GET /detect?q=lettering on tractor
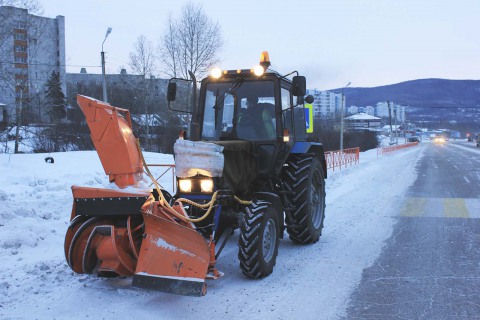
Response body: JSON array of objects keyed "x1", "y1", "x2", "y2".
[{"x1": 64, "y1": 52, "x2": 327, "y2": 296}]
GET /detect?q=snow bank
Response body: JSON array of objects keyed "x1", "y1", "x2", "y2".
[{"x1": 0, "y1": 145, "x2": 423, "y2": 319}]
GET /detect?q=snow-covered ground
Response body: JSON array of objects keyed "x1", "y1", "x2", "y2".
[{"x1": 0, "y1": 144, "x2": 423, "y2": 320}]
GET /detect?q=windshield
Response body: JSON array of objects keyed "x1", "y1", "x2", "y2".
[{"x1": 201, "y1": 80, "x2": 276, "y2": 140}]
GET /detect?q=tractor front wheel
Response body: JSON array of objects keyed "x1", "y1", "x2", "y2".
[{"x1": 238, "y1": 200, "x2": 279, "y2": 278}]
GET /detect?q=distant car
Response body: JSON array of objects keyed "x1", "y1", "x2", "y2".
[
  {"x1": 434, "y1": 136, "x2": 446, "y2": 144},
  {"x1": 408, "y1": 136, "x2": 420, "y2": 143}
]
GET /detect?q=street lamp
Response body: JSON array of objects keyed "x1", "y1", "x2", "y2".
[
  {"x1": 339, "y1": 81, "x2": 351, "y2": 152},
  {"x1": 101, "y1": 27, "x2": 112, "y2": 103}
]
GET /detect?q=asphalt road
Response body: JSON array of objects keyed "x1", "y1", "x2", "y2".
[{"x1": 344, "y1": 140, "x2": 480, "y2": 320}]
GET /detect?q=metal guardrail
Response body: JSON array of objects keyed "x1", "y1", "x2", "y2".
[
  {"x1": 145, "y1": 164, "x2": 176, "y2": 193},
  {"x1": 324, "y1": 147, "x2": 360, "y2": 171},
  {"x1": 377, "y1": 142, "x2": 419, "y2": 156}
]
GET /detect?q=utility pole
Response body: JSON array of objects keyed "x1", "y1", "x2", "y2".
[
  {"x1": 101, "y1": 27, "x2": 112, "y2": 103},
  {"x1": 14, "y1": 86, "x2": 24, "y2": 154},
  {"x1": 387, "y1": 101, "x2": 394, "y2": 145},
  {"x1": 393, "y1": 104, "x2": 398, "y2": 144},
  {"x1": 340, "y1": 81, "x2": 351, "y2": 152}
]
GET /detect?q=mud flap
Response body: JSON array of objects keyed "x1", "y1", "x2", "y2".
[{"x1": 132, "y1": 212, "x2": 210, "y2": 296}]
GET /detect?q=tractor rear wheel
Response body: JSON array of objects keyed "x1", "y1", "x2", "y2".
[
  {"x1": 238, "y1": 200, "x2": 279, "y2": 278},
  {"x1": 283, "y1": 154, "x2": 326, "y2": 244}
]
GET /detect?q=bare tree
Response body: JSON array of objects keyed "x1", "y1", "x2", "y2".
[
  {"x1": 159, "y1": 2, "x2": 223, "y2": 80},
  {"x1": 129, "y1": 35, "x2": 160, "y2": 150},
  {"x1": 129, "y1": 35, "x2": 157, "y2": 78}
]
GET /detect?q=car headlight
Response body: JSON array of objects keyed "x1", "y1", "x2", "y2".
[
  {"x1": 178, "y1": 179, "x2": 192, "y2": 193},
  {"x1": 200, "y1": 179, "x2": 214, "y2": 193}
]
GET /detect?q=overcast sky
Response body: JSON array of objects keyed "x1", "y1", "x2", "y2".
[{"x1": 38, "y1": 0, "x2": 480, "y2": 90}]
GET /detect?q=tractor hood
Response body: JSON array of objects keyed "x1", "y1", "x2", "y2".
[{"x1": 174, "y1": 139, "x2": 257, "y2": 195}]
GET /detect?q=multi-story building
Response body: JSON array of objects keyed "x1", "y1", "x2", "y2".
[
  {"x1": 347, "y1": 105, "x2": 359, "y2": 115},
  {"x1": 67, "y1": 68, "x2": 168, "y2": 101},
  {"x1": 364, "y1": 105, "x2": 375, "y2": 116},
  {"x1": 306, "y1": 89, "x2": 342, "y2": 119},
  {"x1": 0, "y1": 5, "x2": 65, "y2": 123},
  {"x1": 375, "y1": 101, "x2": 406, "y2": 123}
]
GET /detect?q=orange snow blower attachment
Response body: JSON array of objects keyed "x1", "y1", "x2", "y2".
[
  {"x1": 77, "y1": 95, "x2": 143, "y2": 188},
  {"x1": 132, "y1": 201, "x2": 211, "y2": 296},
  {"x1": 65, "y1": 95, "x2": 216, "y2": 296}
]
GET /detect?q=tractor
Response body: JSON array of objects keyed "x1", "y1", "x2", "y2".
[{"x1": 64, "y1": 52, "x2": 327, "y2": 296}]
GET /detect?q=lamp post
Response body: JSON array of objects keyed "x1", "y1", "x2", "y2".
[
  {"x1": 339, "y1": 81, "x2": 351, "y2": 152},
  {"x1": 101, "y1": 27, "x2": 112, "y2": 103}
]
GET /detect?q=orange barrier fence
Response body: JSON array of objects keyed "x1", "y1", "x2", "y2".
[
  {"x1": 377, "y1": 142, "x2": 419, "y2": 156},
  {"x1": 324, "y1": 147, "x2": 360, "y2": 171},
  {"x1": 145, "y1": 164, "x2": 176, "y2": 193}
]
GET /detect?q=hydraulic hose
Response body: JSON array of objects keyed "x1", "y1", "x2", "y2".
[{"x1": 136, "y1": 139, "x2": 217, "y2": 223}]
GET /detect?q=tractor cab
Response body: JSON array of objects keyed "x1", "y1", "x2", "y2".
[{"x1": 168, "y1": 52, "x2": 314, "y2": 184}]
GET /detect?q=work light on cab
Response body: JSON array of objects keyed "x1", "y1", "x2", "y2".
[
  {"x1": 210, "y1": 67, "x2": 222, "y2": 79},
  {"x1": 253, "y1": 65, "x2": 264, "y2": 76}
]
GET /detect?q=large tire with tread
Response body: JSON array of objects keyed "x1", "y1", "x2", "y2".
[
  {"x1": 283, "y1": 154, "x2": 326, "y2": 244},
  {"x1": 238, "y1": 200, "x2": 279, "y2": 278}
]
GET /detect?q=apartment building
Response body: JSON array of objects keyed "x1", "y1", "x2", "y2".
[
  {"x1": 0, "y1": 5, "x2": 65, "y2": 123},
  {"x1": 306, "y1": 89, "x2": 342, "y2": 119},
  {"x1": 66, "y1": 68, "x2": 168, "y2": 101}
]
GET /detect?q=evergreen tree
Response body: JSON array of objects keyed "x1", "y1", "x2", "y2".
[{"x1": 44, "y1": 71, "x2": 66, "y2": 122}]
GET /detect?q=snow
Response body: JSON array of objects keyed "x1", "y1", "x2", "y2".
[
  {"x1": 345, "y1": 112, "x2": 381, "y2": 120},
  {"x1": 0, "y1": 144, "x2": 422, "y2": 319}
]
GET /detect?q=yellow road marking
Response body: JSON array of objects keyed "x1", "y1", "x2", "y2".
[
  {"x1": 443, "y1": 198, "x2": 469, "y2": 218},
  {"x1": 401, "y1": 198, "x2": 427, "y2": 217}
]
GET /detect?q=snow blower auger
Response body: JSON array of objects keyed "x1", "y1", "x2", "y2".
[{"x1": 64, "y1": 95, "x2": 216, "y2": 296}]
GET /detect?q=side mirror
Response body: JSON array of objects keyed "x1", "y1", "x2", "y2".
[
  {"x1": 304, "y1": 94, "x2": 314, "y2": 104},
  {"x1": 167, "y1": 82, "x2": 177, "y2": 102},
  {"x1": 292, "y1": 76, "x2": 306, "y2": 97}
]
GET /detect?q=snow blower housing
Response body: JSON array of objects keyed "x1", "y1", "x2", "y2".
[{"x1": 64, "y1": 52, "x2": 327, "y2": 296}]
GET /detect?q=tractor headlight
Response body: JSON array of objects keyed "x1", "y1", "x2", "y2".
[
  {"x1": 200, "y1": 179, "x2": 214, "y2": 193},
  {"x1": 178, "y1": 179, "x2": 192, "y2": 193}
]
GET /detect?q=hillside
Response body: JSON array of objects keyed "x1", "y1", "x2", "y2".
[{"x1": 332, "y1": 79, "x2": 480, "y2": 109}]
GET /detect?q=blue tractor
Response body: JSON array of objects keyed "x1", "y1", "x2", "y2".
[{"x1": 167, "y1": 52, "x2": 327, "y2": 280}]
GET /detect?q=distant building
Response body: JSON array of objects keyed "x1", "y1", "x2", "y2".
[
  {"x1": 344, "y1": 113, "x2": 381, "y2": 132},
  {"x1": 347, "y1": 105, "x2": 359, "y2": 115},
  {"x1": 306, "y1": 89, "x2": 342, "y2": 119},
  {"x1": 375, "y1": 101, "x2": 406, "y2": 123},
  {"x1": 0, "y1": 6, "x2": 66, "y2": 122},
  {"x1": 375, "y1": 102, "x2": 390, "y2": 117},
  {"x1": 381, "y1": 124, "x2": 403, "y2": 136},
  {"x1": 364, "y1": 105, "x2": 375, "y2": 116},
  {"x1": 66, "y1": 68, "x2": 169, "y2": 114}
]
